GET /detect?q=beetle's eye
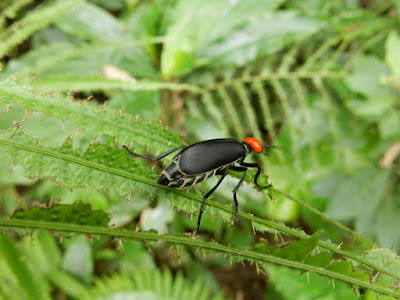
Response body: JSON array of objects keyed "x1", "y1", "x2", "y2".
[{"x1": 244, "y1": 137, "x2": 263, "y2": 153}]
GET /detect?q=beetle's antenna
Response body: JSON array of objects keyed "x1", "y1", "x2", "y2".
[
  {"x1": 262, "y1": 144, "x2": 279, "y2": 149},
  {"x1": 261, "y1": 144, "x2": 281, "y2": 155}
]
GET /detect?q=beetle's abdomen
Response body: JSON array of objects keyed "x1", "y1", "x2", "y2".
[
  {"x1": 158, "y1": 160, "x2": 180, "y2": 185},
  {"x1": 159, "y1": 169, "x2": 217, "y2": 188},
  {"x1": 157, "y1": 157, "x2": 219, "y2": 188},
  {"x1": 178, "y1": 139, "x2": 247, "y2": 175}
]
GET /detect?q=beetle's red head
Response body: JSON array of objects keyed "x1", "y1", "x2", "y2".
[{"x1": 244, "y1": 137, "x2": 263, "y2": 153}]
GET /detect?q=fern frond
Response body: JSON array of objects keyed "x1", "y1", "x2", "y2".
[
  {"x1": 0, "y1": 0, "x2": 84, "y2": 58},
  {"x1": 0, "y1": 234, "x2": 52, "y2": 300},
  {"x1": 82, "y1": 269, "x2": 218, "y2": 300},
  {"x1": 0, "y1": 0, "x2": 33, "y2": 30}
]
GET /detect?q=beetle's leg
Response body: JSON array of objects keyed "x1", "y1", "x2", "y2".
[
  {"x1": 230, "y1": 166, "x2": 249, "y2": 225},
  {"x1": 123, "y1": 145, "x2": 185, "y2": 161},
  {"x1": 239, "y1": 162, "x2": 271, "y2": 189},
  {"x1": 197, "y1": 170, "x2": 228, "y2": 233}
]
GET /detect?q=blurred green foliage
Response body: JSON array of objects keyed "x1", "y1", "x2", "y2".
[{"x1": 0, "y1": 0, "x2": 400, "y2": 299}]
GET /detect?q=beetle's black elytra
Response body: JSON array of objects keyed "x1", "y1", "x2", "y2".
[{"x1": 123, "y1": 137, "x2": 271, "y2": 232}]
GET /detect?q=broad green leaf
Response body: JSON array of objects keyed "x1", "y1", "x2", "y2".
[
  {"x1": 362, "y1": 248, "x2": 400, "y2": 277},
  {"x1": 4, "y1": 41, "x2": 155, "y2": 81},
  {"x1": 328, "y1": 261, "x2": 353, "y2": 275},
  {"x1": 346, "y1": 55, "x2": 395, "y2": 99},
  {"x1": 350, "y1": 270, "x2": 370, "y2": 282},
  {"x1": 375, "y1": 198, "x2": 400, "y2": 249},
  {"x1": 385, "y1": 31, "x2": 400, "y2": 80},
  {"x1": 118, "y1": 240, "x2": 156, "y2": 275},
  {"x1": 201, "y1": 11, "x2": 323, "y2": 66},
  {"x1": 161, "y1": 0, "x2": 321, "y2": 76},
  {"x1": 0, "y1": 102, "x2": 25, "y2": 131},
  {"x1": 304, "y1": 251, "x2": 332, "y2": 268},
  {"x1": 379, "y1": 111, "x2": 400, "y2": 139},
  {"x1": 22, "y1": 112, "x2": 76, "y2": 147},
  {"x1": 54, "y1": 2, "x2": 155, "y2": 78},
  {"x1": 325, "y1": 168, "x2": 390, "y2": 220},
  {"x1": 266, "y1": 264, "x2": 358, "y2": 300},
  {"x1": 62, "y1": 236, "x2": 93, "y2": 284},
  {"x1": 109, "y1": 90, "x2": 161, "y2": 122},
  {"x1": 255, "y1": 232, "x2": 321, "y2": 263},
  {"x1": 140, "y1": 201, "x2": 174, "y2": 234},
  {"x1": 55, "y1": 2, "x2": 126, "y2": 42},
  {"x1": 345, "y1": 97, "x2": 396, "y2": 120},
  {"x1": 271, "y1": 232, "x2": 321, "y2": 262}
]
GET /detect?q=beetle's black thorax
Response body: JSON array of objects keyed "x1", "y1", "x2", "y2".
[{"x1": 157, "y1": 139, "x2": 251, "y2": 188}]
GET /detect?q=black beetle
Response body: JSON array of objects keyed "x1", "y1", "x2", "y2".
[{"x1": 124, "y1": 137, "x2": 272, "y2": 231}]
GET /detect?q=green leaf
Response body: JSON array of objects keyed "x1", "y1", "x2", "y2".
[
  {"x1": 325, "y1": 168, "x2": 390, "y2": 220},
  {"x1": 161, "y1": 0, "x2": 322, "y2": 76},
  {"x1": 379, "y1": 111, "x2": 400, "y2": 139},
  {"x1": 62, "y1": 236, "x2": 93, "y2": 284},
  {"x1": 13, "y1": 203, "x2": 110, "y2": 226},
  {"x1": 201, "y1": 11, "x2": 323, "y2": 66},
  {"x1": 140, "y1": 201, "x2": 174, "y2": 234},
  {"x1": 0, "y1": 78, "x2": 184, "y2": 153},
  {"x1": 304, "y1": 251, "x2": 332, "y2": 268},
  {"x1": 346, "y1": 55, "x2": 395, "y2": 99},
  {"x1": 350, "y1": 270, "x2": 370, "y2": 282},
  {"x1": 375, "y1": 198, "x2": 400, "y2": 249},
  {"x1": 345, "y1": 97, "x2": 396, "y2": 120},
  {"x1": 266, "y1": 264, "x2": 358, "y2": 300},
  {"x1": 362, "y1": 248, "x2": 400, "y2": 277},
  {"x1": 0, "y1": 102, "x2": 25, "y2": 131},
  {"x1": 328, "y1": 261, "x2": 353, "y2": 276},
  {"x1": 55, "y1": 2, "x2": 125, "y2": 42},
  {"x1": 385, "y1": 31, "x2": 400, "y2": 80},
  {"x1": 54, "y1": 2, "x2": 155, "y2": 78},
  {"x1": 0, "y1": 130, "x2": 209, "y2": 222},
  {"x1": 22, "y1": 112, "x2": 76, "y2": 147},
  {"x1": 269, "y1": 232, "x2": 322, "y2": 262},
  {"x1": 118, "y1": 240, "x2": 156, "y2": 275}
]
